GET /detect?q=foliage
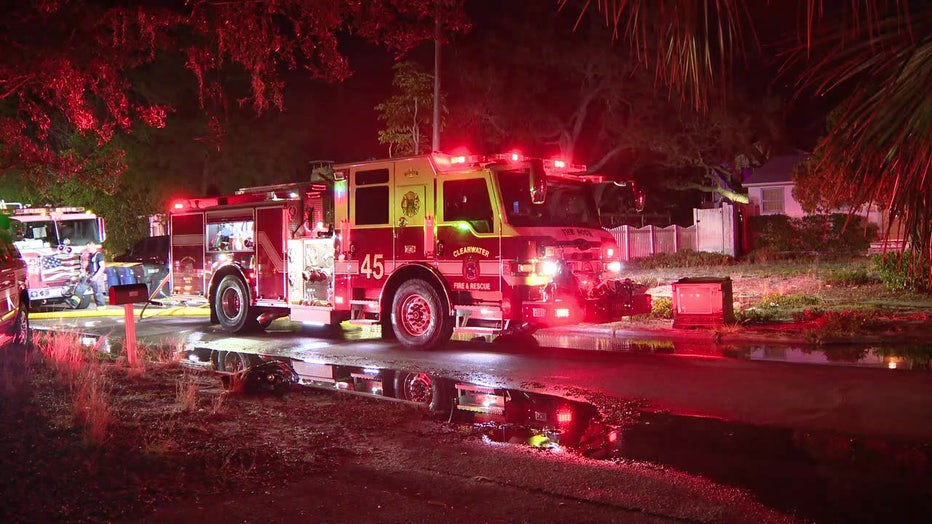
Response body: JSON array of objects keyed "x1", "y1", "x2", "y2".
[
  {"x1": 824, "y1": 268, "x2": 876, "y2": 287},
  {"x1": 582, "y1": 1, "x2": 932, "y2": 284},
  {"x1": 375, "y1": 61, "x2": 442, "y2": 157},
  {"x1": 626, "y1": 249, "x2": 735, "y2": 270},
  {"x1": 749, "y1": 214, "x2": 877, "y2": 259},
  {"x1": 736, "y1": 293, "x2": 821, "y2": 324},
  {"x1": 734, "y1": 307, "x2": 781, "y2": 325},
  {"x1": 801, "y1": 310, "x2": 879, "y2": 345},
  {"x1": 758, "y1": 293, "x2": 821, "y2": 309},
  {"x1": 649, "y1": 297, "x2": 673, "y2": 319},
  {"x1": 0, "y1": 0, "x2": 468, "y2": 182},
  {"x1": 872, "y1": 250, "x2": 931, "y2": 293}
]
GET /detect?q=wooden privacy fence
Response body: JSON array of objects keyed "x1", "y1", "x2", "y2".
[{"x1": 607, "y1": 225, "x2": 698, "y2": 261}]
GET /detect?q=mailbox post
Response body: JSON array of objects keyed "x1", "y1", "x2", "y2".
[{"x1": 108, "y1": 283, "x2": 149, "y2": 366}]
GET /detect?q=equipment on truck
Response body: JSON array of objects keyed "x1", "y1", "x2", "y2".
[
  {"x1": 168, "y1": 152, "x2": 651, "y2": 350},
  {"x1": 2, "y1": 204, "x2": 106, "y2": 309}
]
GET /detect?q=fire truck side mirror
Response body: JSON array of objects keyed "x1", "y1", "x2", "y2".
[{"x1": 529, "y1": 159, "x2": 547, "y2": 205}]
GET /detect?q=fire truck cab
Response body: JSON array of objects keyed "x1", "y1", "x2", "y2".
[
  {"x1": 4, "y1": 205, "x2": 106, "y2": 309},
  {"x1": 169, "y1": 153, "x2": 650, "y2": 350}
]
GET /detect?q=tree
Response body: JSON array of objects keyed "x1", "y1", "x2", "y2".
[
  {"x1": 1, "y1": 0, "x2": 467, "y2": 184},
  {"x1": 375, "y1": 61, "x2": 442, "y2": 156},
  {"x1": 574, "y1": 0, "x2": 931, "y2": 283},
  {"x1": 618, "y1": 88, "x2": 785, "y2": 205}
]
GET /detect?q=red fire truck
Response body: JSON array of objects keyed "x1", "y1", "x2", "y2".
[
  {"x1": 168, "y1": 152, "x2": 651, "y2": 349},
  {"x1": 2, "y1": 205, "x2": 107, "y2": 309}
]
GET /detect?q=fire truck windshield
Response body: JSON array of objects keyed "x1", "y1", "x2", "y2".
[
  {"x1": 18, "y1": 218, "x2": 101, "y2": 247},
  {"x1": 497, "y1": 170, "x2": 601, "y2": 228}
]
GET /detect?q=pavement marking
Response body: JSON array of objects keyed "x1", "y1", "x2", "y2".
[{"x1": 31, "y1": 306, "x2": 212, "y2": 319}]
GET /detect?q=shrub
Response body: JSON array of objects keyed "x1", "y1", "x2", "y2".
[
  {"x1": 758, "y1": 293, "x2": 821, "y2": 309},
  {"x1": 735, "y1": 307, "x2": 780, "y2": 324},
  {"x1": 872, "y1": 250, "x2": 930, "y2": 293},
  {"x1": 803, "y1": 310, "x2": 878, "y2": 344},
  {"x1": 626, "y1": 250, "x2": 735, "y2": 270},
  {"x1": 650, "y1": 297, "x2": 673, "y2": 319},
  {"x1": 749, "y1": 213, "x2": 876, "y2": 259},
  {"x1": 824, "y1": 268, "x2": 876, "y2": 287}
]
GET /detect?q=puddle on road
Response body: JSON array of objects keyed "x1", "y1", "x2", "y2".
[
  {"x1": 184, "y1": 346, "x2": 931, "y2": 523},
  {"x1": 534, "y1": 332, "x2": 932, "y2": 371}
]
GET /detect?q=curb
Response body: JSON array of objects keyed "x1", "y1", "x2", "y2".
[{"x1": 31, "y1": 306, "x2": 211, "y2": 320}]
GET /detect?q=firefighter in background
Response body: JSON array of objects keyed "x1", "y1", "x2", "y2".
[{"x1": 82, "y1": 242, "x2": 107, "y2": 307}]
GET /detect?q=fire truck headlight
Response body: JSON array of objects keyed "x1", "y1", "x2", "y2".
[
  {"x1": 538, "y1": 260, "x2": 559, "y2": 276},
  {"x1": 606, "y1": 260, "x2": 622, "y2": 273}
]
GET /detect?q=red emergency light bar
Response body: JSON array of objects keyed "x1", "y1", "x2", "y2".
[{"x1": 435, "y1": 152, "x2": 587, "y2": 176}]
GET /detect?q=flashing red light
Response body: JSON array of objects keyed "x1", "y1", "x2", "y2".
[
  {"x1": 510, "y1": 152, "x2": 520, "y2": 161},
  {"x1": 554, "y1": 159, "x2": 566, "y2": 168},
  {"x1": 556, "y1": 408, "x2": 573, "y2": 425},
  {"x1": 451, "y1": 155, "x2": 467, "y2": 164},
  {"x1": 608, "y1": 430, "x2": 618, "y2": 443},
  {"x1": 172, "y1": 202, "x2": 185, "y2": 210}
]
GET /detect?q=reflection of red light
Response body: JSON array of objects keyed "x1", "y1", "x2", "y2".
[
  {"x1": 556, "y1": 409, "x2": 573, "y2": 424},
  {"x1": 608, "y1": 430, "x2": 618, "y2": 443}
]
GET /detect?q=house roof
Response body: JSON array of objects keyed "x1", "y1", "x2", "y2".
[{"x1": 744, "y1": 153, "x2": 810, "y2": 186}]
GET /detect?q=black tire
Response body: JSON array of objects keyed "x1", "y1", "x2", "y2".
[
  {"x1": 10, "y1": 302, "x2": 29, "y2": 347},
  {"x1": 214, "y1": 275, "x2": 255, "y2": 333},
  {"x1": 390, "y1": 279, "x2": 453, "y2": 350},
  {"x1": 380, "y1": 317, "x2": 397, "y2": 340},
  {"x1": 393, "y1": 372, "x2": 451, "y2": 414},
  {"x1": 217, "y1": 351, "x2": 259, "y2": 389}
]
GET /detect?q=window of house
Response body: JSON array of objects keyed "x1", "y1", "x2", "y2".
[
  {"x1": 443, "y1": 178, "x2": 493, "y2": 233},
  {"x1": 761, "y1": 187, "x2": 785, "y2": 214}
]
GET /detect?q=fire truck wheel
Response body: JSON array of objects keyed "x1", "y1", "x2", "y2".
[
  {"x1": 217, "y1": 351, "x2": 259, "y2": 389},
  {"x1": 215, "y1": 275, "x2": 254, "y2": 333},
  {"x1": 393, "y1": 372, "x2": 451, "y2": 414},
  {"x1": 391, "y1": 279, "x2": 453, "y2": 350}
]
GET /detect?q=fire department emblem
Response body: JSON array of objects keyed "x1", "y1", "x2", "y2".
[
  {"x1": 401, "y1": 191, "x2": 420, "y2": 217},
  {"x1": 462, "y1": 255, "x2": 480, "y2": 281}
]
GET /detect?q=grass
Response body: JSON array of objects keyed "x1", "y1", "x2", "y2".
[{"x1": 626, "y1": 255, "x2": 932, "y2": 339}]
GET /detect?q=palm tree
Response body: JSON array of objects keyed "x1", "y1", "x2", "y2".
[{"x1": 566, "y1": 0, "x2": 930, "y2": 285}]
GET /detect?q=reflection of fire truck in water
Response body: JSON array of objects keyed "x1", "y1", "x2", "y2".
[
  {"x1": 4, "y1": 205, "x2": 106, "y2": 309},
  {"x1": 169, "y1": 153, "x2": 651, "y2": 350}
]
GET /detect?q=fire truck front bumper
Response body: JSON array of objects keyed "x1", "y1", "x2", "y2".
[
  {"x1": 521, "y1": 301, "x2": 580, "y2": 327},
  {"x1": 584, "y1": 279, "x2": 653, "y2": 322},
  {"x1": 522, "y1": 281, "x2": 654, "y2": 327},
  {"x1": 28, "y1": 286, "x2": 69, "y2": 302}
]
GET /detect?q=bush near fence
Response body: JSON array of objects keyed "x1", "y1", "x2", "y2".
[{"x1": 748, "y1": 214, "x2": 877, "y2": 259}]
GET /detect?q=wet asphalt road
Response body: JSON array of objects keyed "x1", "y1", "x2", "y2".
[
  {"x1": 30, "y1": 307, "x2": 932, "y2": 522},
  {"x1": 31, "y1": 307, "x2": 932, "y2": 441}
]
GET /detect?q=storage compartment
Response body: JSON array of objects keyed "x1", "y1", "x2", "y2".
[{"x1": 671, "y1": 277, "x2": 735, "y2": 328}]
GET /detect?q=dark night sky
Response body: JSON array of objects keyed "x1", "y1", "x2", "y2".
[{"x1": 277, "y1": 0, "x2": 825, "y2": 166}]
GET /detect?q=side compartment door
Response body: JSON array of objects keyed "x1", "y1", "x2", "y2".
[
  {"x1": 255, "y1": 206, "x2": 287, "y2": 302},
  {"x1": 170, "y1": 212, "x2": 206, "y2": 297}
]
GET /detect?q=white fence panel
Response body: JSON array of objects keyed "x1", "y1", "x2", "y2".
[{"x1": 607, "y1": 225, "x2": 697, "y2": 261}]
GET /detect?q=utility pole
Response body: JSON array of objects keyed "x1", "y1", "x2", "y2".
[{"x1": 432, "y1": 17, "x2": 441, "y2": 152}]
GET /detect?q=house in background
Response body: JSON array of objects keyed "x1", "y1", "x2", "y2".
[
  {"x1": 744, "y1": 153, "x2": 809, "y2": 217},
  {"x1": 744, "y1": 152, "x2": 906, "y2": 252}
]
